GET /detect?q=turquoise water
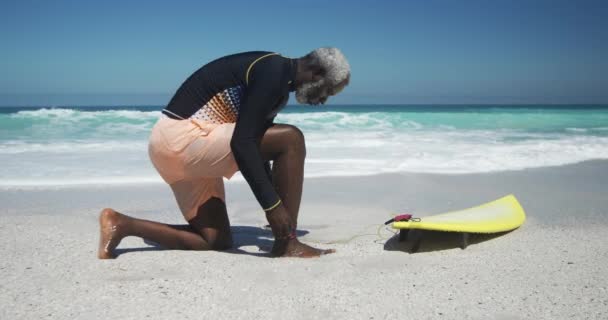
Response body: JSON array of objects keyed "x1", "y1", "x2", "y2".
[{"x1": 1, "y1": 105, "x2": 607, "y2": 186}]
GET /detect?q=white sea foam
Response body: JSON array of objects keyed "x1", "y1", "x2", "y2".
[
  {"x1": 566, "y1": 128, "x2": 588, "y2": 133},
  {"x1": 0, "y1": 140, "x2": 147, "y2": 154},
  {"x1": 12, "y1": 108, "x2": 80, "y2": 118},
  {"x1": 2, "y1": 128, "x2": 607, "y2": 188},
  {"x1": 12, "y1": 108, "x2": 160, "y2": 120},
  {"x1": 276, "y1": 112, "x2": 423, "y2": 131},
  {"x1": 0, "y1": 177, "x2": 166, "y2": 190},
  {"x1": 2, "y1": 108, "x2": 608, "y2": 187}
]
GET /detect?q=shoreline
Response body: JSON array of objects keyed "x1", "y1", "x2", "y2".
[{"x1": 1, "y1": 158, "x2": 607, "y2": 191}]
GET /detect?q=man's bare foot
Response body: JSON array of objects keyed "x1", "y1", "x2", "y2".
[
  {"x1": 271, "y1": 239, "x2": 335, "y2": 258},
  {"x1": 97, "y1": 208, "x2": 127, "y2": 259}
]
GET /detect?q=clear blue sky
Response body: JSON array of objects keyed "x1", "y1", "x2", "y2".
[{"x1": 1, "y1": 0, "x2": 607, "y2": 106}]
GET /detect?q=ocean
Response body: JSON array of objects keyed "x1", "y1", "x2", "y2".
[{"x1": 1, "y1": 105, "x2": 607, "y2": 188}]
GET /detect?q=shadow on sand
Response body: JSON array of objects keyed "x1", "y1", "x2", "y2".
[
  {"x1": 114, "y1": 225, "x2": 309, "y2": 258},
  {"x1": 383, "y1": 229, "x2": 513, "y2": 254}
]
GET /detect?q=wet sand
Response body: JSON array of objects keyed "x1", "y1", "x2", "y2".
[{"x1": 1, "y1": 160, "x2": 607, "y2": 319}]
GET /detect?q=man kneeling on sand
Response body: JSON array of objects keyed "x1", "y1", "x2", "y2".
[{"x1": 98, "y1": 48, "x2": 350, "y2": 258}]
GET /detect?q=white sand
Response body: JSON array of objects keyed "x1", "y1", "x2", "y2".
[{"x1": 1, "y1": 160, "x2": 608, "y2": 319}]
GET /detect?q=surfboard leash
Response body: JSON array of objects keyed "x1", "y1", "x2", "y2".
[{"x1": 320, "y1": 212, "x2": 420, "y2": 245}]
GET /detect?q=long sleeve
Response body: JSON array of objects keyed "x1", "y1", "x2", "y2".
[{"x1": 230, "y1": 58, "x2": 287, "y2": 211}]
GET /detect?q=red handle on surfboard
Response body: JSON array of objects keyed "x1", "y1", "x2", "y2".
[
  {"x1": 384, "y1": 214, "x2": 413, "y2": 225},
  {"x1": 394, "y1": 214, "x2": 412, "y2": 221}
]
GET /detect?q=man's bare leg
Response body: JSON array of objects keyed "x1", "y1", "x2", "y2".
[
  {"x1": 261, "y1": 125, "x2": 304, "y2": 226},
  {"x1": 260, "y1": 124, "x2": 335, "y2": 257},
  {"x1": 98, "y1": 197, "x2": 232, "y2": 259}
]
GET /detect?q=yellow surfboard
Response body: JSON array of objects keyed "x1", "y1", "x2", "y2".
[{"x1": 391, "y1": 194, "x2": 526, "y2": 252}]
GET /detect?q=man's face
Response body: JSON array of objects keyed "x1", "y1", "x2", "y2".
[{"x1": 296, "y1": 76, "x2": 350, "y2": 105}]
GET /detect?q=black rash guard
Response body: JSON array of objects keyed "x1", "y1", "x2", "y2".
[{"x1": 162, "y1": 51, "x2": 297, "y2": 211}]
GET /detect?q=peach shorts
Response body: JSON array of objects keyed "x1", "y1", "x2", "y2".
[{"x1": 148, "y1": 116, "x2": 239, "y2": 221}]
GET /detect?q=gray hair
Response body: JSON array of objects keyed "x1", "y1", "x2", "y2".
[
  {"x1": 305, "y1": 47, "x2": 350, "y2": 86},
  {"x1": 295, "y1": 47, "x2": 350, "y2": 104}
]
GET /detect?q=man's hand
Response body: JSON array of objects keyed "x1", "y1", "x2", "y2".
[{"x1": 265, "y1": 203, "x2": 294, "y2": 239}]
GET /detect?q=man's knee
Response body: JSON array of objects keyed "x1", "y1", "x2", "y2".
[
  {"x1": 283, "y1": 124, "x2": 306, "y2": 157},
  {"x1": 190, "y1": 197, "x2": 233, "y2": 250},
  {"x1": 206, "y1": 233, "x2": 233, "y2": 251}
]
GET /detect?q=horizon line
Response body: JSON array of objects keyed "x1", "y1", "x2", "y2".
[{"x1": 1, "y1": 103, "x2": 608, "y2": 108}]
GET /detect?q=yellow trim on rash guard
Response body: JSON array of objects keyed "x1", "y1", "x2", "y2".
[
  {"x1": 263, "y1": 199, "x2": 282, "y2": 212},
  {"x1": 246, "y1": 53, "x2": 280, "y2": 85}
]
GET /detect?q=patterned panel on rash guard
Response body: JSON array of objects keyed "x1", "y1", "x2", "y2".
[{"x1": 190, "y1": 85, "x2": 244, "y2": 124}]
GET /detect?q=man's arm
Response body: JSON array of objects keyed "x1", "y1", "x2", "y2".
[
  {"x1": 230, "y1": 75, "x2": 282, "y2": 212},
  {"x1": 263, "y1": 117, "x2": 276, "y2": 183}
]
